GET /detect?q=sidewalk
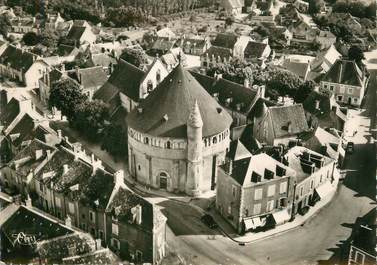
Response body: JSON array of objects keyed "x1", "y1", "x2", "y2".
[{"x1": 212, "y1": 174, "x2": 340, "y2": 244}]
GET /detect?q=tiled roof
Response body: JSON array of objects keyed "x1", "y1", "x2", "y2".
[
  {"x1": 94, "y1": 59, "x2": 145, "y2": 102},
  {"x1": 0, "y1": 97, "x2": 20, "y2": 130},
  {"x1": 89, "y1": 53, "x2": 117, "y2": 68},
  {"x1": 301, "y1": 127, "x2": 340, "y2": 160},
  {"x1": 69, "y1": 66, "x2": 107, "y2": 90},
  {"x1": 322, "y1": 59, "x2": 364, "y2": 87},
  {"x1": 181, "y1": 38, "x2": 206, "y2": 49},
  {"x1": 37, "y1": 233, "x2": 95, "y2": 263},
  {"x1": 281, "y1": 60, "x2": 310, "y2": 79},
  {"x1": 57, "y1": 44, "x2": 78, "y2": 57},
  {"x1": 107, "y1": 187, "x2": 164, "y2": 231},
  {"x1": 10, "y1": 139, "x2": 55, "y2": 177},
  {"x1": 269, "y1": 104, "x2": 309, "y2": 138},
  {"x1": 212, "y1": 33, "x2": 238, "y2": 49},
  {"x1": 203, "y1": 45, "x2": 232, "y2": 60},
  {"x1": 244, "y1": 41, "x2": 268, "y2": 59},
  {"x1": 190, "y1": 71, "x2": 259, "y2": 115},
  {"x1": 151, "y1": 37, "x2": 177, "y2": 54},
  {"x1": 0, "y1": 45, "x2": 37, "y2": 72},
  {"x1": 127, "y1": 64, "x2": 233, "y2": 138}
]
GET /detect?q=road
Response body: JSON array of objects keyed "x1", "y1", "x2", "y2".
[{"x1": 160, "y1": 71, "x2": 377, "y2": 265}]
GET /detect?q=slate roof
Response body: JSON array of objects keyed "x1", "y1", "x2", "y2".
[
  {"x1": 94, "y1": 59, "x2": 145, "y2": 103},
  {"x1": 150, "y1": 37, "x2": 177, "y2": 54},
  {"x1": 181, "y1": 38, "x2": 207, "y2": 49},
  {"x1": 322, "y1": 59, "x2": 364, "y2": 87},
  {"x1": 225, "y1": 153, "x2": 293, "y2": 186},
  {"x1": 269, "y1": 104, "x2": 309, "y2": 138},
  {"x1": 190, "y1": 71, "x2": 259, "y2": 115},
  {"x1": 228, "y1": 140, "x2": 252, "y2": 161},
  {"x1": 204, "y1": 45, "x2": 233, "y2": 60},
  {"x1": 68, "y1": 66, "x2": 107, "y2": 89},
  {"x1": 244, "y1": 41, "x2": 268, "y2": 59},
  {"x1": 212, "y1": 33, "x2": 238, "y2": 49},
  {"x1": 66, "y1": 26, "x2": 86, "y2": 41},
  {"x1": 7, "y1": 114, "x2": 35, "y2": 147},
  {"x1": 127, "y1": 64, "x2": 233, "y2": 138},
  {"x1": 0, "y1": 97, "x2": 20, "y2": 130},
  {"x1": 0, "y1": 45, "x2": 37, "y2": 72},
  {"x1": 1, "y1": 206, "x2": 73, "y2": 246},
  {"x1": 89, "y1": 53, "x2": 117, "y2": 68},
  {"x1": 301, "y1": 127, "x2": 340, "y2": 160}
]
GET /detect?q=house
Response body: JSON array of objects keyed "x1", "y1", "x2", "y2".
[
  {"x1": 93, "y1": 58, "x2": 169, "y2": 117},
  {"x1": 244, "y1": 41, "x2": 271, "y2": 65},
  {"x1": 233, "y1": 36, "x2": 254, "y2": 60},
  {"x1": 289, "y1": 14, "x2": 319, "y2": 42},
  {"x1": 62, "y1": 248, "x2": 120, "y2": 264},
  {"x1": 190, "y1": 70, "x2": 265, "y2": 129},
  {"x1": 66, "y1": 22, "x2": 97, "y2": 46},
  {"x1": 302, "y1": 90, "x2": 349, "y2": 132},
  {"x1": 347, "y1": 223, "x2": 377, "y2": 265},
  {"x1": 180, "y1": 37, "x2": 211, "y2": 56},
  {"x1": 148, "y1": 37, "x2": 177, "y2": 57},
  {"x1": 0, "y1": 45, "x2": 49, "y2": 87},
  {"x1": 30, "y1": 143, "x2": 167, "y2": 264},
  {"x1": 67, "y1": 66, "x2": 108, "y2": 100},
  {"x1": 320, "y1": 59, "x2": 367, "y2": 107},
  {"x1": 45, "y1": 12, "x2": 65, "y2": 30},
  {"x1": 57, "y1": 44, "x2": 80, "y2": 62},
  {"x1": 308, "y1": 45, "x2": 342, "y2": 81},
  {"x1": 250, "y1": 0, "x2": 274, "y2": 15},
  {"x1": 216, "y1": 141, "x2": 296, "y2": 233},
  {"x1": 87, "y1": 53, "x2": 118, "y2": 75},
  {"x1": 0, "y1": 197, "x2": 106, "y2": 264},
  {"x1": 253, "y1": 104, "x2": 309, "y2": 146},
  {"x1": 281, "y1": 58, "x2": 311, "y2": 80},
  {"x1": 106, "y1": 187, "x2": 167, "y2": 263},
  {"x1": 201, "y1": 46, "x2": 233, "y2": 67},
  {"x1": 316, "y1": 30, "x2": 337, "y2": 50},
  {"x1": 8, "y1": 16, "x2": 39, "y2": 35},
  {"x1": 220, "y1": 0, "x2": 244, "y2": 15},
  {"x1": 38, "y1": 68, "x2": 64, "y2": 105},
  {"x1": 212, "y1": 33, "x2": 239, "y2": 50},
  {"x1": 160, "y1": 47, "x2": 188, "y2": 71},
  {"x1": 293, "y1": 0, "x2": 309, "y2": 13},
  {"x1": 285, "y1": 146, "x2": 337, "y2": 216},
  {"x1": 156, "y1": 27, "x2": 176, "y2": 39}
]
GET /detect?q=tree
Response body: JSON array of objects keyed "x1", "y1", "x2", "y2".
[
  {"x1": 101, "y1": 124, "x2": 128, "y2": 157},
  {"x1": 308, "y1": 0, "x2": 324, "y2": 14},
  {"x1": 294, "y1": 81, "x2": 316, "y2": 103},
  {"x1": 72, "y1": 100, "x2": 109, "y2": 141},
  {"x1": 39, "y1": 30, "x2": 59, "y2": 48},
  {"x1": 348, "y1": 45, "x2": 365, "y2": 67},
  {"x1": 0, "y1": 16, "x2": 10, "y2": 37},
  {"x1": 49, "y1": 78, "x2": 87, "y2": 120},
  {"x1": 120, "y1": 48, "x2": 149, "y2": 67},
  {"x1": 225, "y1": 17, "x2": 234, "y2": 28},
  {"x1": 22, "y1": 32, "x2": 39, "y2": 46}
]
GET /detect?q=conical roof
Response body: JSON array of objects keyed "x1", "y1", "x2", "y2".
[{"x1": 127, "y1": 65, "x2": 233, "y2": 138}]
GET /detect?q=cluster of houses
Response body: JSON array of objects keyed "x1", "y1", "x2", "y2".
[
  {"x1": 0, "y1": 90, "x2": 167, "y2": 264},
  {"x1": 0, "y1": 0, "x2": 374, "y2": 262}
]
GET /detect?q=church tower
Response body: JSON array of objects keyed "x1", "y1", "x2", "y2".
[{"x1": 186, "y1": 100, "x2": 203, "y2": 196}]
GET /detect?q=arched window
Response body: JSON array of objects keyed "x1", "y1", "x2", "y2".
[
  {"x1": 144, "y1": 137, "x2": 149, "y2": 144},
  {"x1": 204, "y1": 139, "x2": 208, "y2": 147},
  {"x1": 213, "y1": 137, "x2": 217, "y2": 144},
  {"x1": 166, "y1": 141, "x2": 171, "y2": 149}
]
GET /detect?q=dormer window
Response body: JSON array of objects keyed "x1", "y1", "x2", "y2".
[
  {"x1": 147, "y1": 80, "x2": 153, "y2": 93},
  {"x1": 156, "y1": 69, "x2": 161, "y2": 83},
  {"x1": 264, "y1": 169, "x2": 274, "y2": 180},
  {"x1": 251, "y1": 171, "x2": 262, "y2": 183}
]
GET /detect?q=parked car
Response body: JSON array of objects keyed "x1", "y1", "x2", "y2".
[
  {"x1": 201, "y1": 214, "x2": 218, "y2": 229},
  {"x1": 346, "y1": 142, "x2": 354, "y2": 154}
]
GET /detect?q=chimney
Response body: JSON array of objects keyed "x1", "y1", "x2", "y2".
[
  {"x1": 131, "y1": 205, "x2": 142, "y2": 225},
  {"x1": 57, "y1": 129, "x2": 62, "y2": 140},
  {"x1": 114, "y1": 170, "x2": 124, "y2": 187},
  {"x1": 228, "y1": 160, "x2": 233, "y2": 175},
  {"x1": 91, "y1": 154, "x2": 102, "y2": 174},
  {"x1": 72, "y1": 143, "x2": 82, "y2": 160},
  {"x1": 287, "y1": 121, "x2": 292, "y2": 134},
  {"x1": 63, "y1": 164, "x2": 69, "y2": 174},
  {"x1": 244, "y1": 78, "x2": 250, "y2": 88},
  {"x1": 65, "y1": 215, "x2": 72, "y2": 227},
  {"x1": 19, "y1": 98, "x2": 32, "y2": 112},
  {"x1": 95, "y1": 239, "x2": 102, "y2": 250},
  {"x1": 46, "y1": 150, "x2": 52, "y2": 160},
  {"x1": 258, "y1": 85, "x2": 266, "y2": 98},
  {"x1": 25, "y1": 194, "x2": 32, "y2": 207},
  {"x1": 75, "y1": 66, "x2": 81, "y2": 83}
]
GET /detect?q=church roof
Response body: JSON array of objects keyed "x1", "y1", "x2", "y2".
[{"x1": 127, "y1": 64, "x2": 232, "y2": 138}]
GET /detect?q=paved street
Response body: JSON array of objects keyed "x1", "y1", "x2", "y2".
[{"x1": 159, "y1": 71, "x2": 377, "y2": 265}]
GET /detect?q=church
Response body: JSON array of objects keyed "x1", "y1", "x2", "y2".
[{"x1": 126, "y1": 64, "x2": 233, "y2": 196}]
